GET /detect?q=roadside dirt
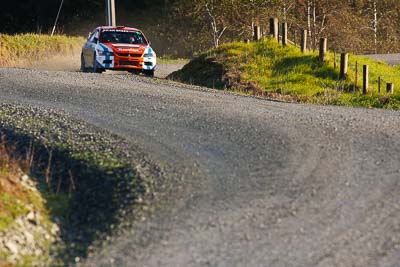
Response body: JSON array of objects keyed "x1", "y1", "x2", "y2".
[{"x1": 28, "y1": 54, "x2": 81, "y2": 72}]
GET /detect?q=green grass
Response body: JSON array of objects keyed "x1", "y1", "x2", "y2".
[
  {"x1": 170, "y1": 39, "x2": 400, "y2": 109},
  {"x1": 0, "y1": 34, "x2": 84, "y2": 67},
  {"x1": 0, "y1": 193, "x2": 28, "y2": 231},
  {"x1": 157, "y1": 56, "x2": 189, "y2": 64}
]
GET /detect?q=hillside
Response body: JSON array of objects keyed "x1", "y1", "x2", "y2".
[
  {"x1": 0, "y1": 34, "x2": 84, "y2": 69},
  {"x1": 169, "y1": 39, "x2": 400, "y2": 109}
]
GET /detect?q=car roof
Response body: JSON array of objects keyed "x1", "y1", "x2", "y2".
[{"x1": 96, "y1": 26, "x2": 142, "y2": 32}]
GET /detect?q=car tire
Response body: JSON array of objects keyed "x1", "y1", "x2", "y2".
[
  {"x1": 80, "y1": 53, "x2": 87, "y2": 72},
  {"x1": 93, "y1": 54, "x2": 103, "y2": 73},
  {"x1": 144, "y1": 70, "x2": 154, "y2": 77}
]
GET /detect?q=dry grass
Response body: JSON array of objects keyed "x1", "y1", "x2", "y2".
[{"x1": 0, "y1": 34, "x2": 84, "y2": 68}]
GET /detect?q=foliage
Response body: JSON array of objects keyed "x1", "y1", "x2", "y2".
[
  {"x1": 2, "y1": 0, "x2": 400, "y2": 57},
  {"x1": 167, "y1": 0, "x2": 400, "y2": 55},
  {"x1": 170, "y1": 38, "x2": 400, "y2": 109}
]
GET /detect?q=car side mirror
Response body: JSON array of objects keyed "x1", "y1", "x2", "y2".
[
  {"x1": 93, "y1": 37, "x2": 98, "y2": 43},
  {"x1": 148, "y1": 41, "x2": 151, "y2": 46}
]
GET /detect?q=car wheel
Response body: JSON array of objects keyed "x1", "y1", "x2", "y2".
[
  {"x1": 93, "y1": 54, "x2": 103, "y2": 73},
  {"x1": 80, "y1": 53, "x2": 88, "y2": 72},
  {"x1": 144, "y1": 70, "x2": 154, "y2": 77}
]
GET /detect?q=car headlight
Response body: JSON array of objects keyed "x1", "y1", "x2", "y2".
[
  {"x1": 97, "y1": 50, "x2": 114, "y2": 56},
  {"x1": 144, "y1": 53, "x2": 155, "y2": 58}
]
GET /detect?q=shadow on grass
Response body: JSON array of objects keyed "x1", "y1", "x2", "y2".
[
  {"x1": 273, "y1": 55, "x2": 339, "y2": 81},
  {"x1": 1, "y1": 127, "x2": 143, "y2": 266}
]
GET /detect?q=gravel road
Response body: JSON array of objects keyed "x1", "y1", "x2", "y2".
[
  {"x1": 363, "y1": 54, "x2": 400, "y2": 66},
  {"x1": 1, "y1": 68, "x2": 400, "y2": 267}
]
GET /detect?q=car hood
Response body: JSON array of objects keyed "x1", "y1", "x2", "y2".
[{"x1": 100, "y1": 42, "x2": 147, "y2": 54}]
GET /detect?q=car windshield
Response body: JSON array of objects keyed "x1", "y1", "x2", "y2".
[{"x1": 100, "y1": 30, "x2": 147, "y2": 45}]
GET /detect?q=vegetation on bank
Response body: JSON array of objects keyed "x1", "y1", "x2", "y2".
[
  {"x1": 0, "y1": 149, "x2": 28, "y2": 231},
  {"x1": 170, "y1": 39, "x2": 400, "y2": 109},
  {"x1": 0, "y1": 34, "x2": 84, "y2": 67},
  {"x1": 0, "y1": 143, "x2": 57, "y2": 266}
]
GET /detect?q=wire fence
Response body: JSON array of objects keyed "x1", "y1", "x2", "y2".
[{"x1": 252, "y1": 18, "x2": 399, "y2": 96}]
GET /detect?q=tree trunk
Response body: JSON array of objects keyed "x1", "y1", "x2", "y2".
[
  {"x1": 312, "y1": 0, "x2": 317, "y2": 51},
  {"x1": 307, "y1": 0, "x2": 312, "y2": 41},
  {"x1": 373, "y1": 0, "x2": 378, "y2": 53}
]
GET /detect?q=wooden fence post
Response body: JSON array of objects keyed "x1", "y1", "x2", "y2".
[
  {"x1": 0, "y1": 40, "x2": 3, "y2": 60},
  {"x1": 378, "y1": 76, "x2": 381, "y2": 93},
  {"x1": 282, "y1": 23, "x2": 288, "y2": 47},
  {"x1": 340, "y1": 53, "x2": 348, "y2": 80},
  {"x1": 387, "y1": 83, "x2": 394, "y2": 94},
  {"x1": 319, "y1": 38, "x2": 328, "y2": 62},
  {"x1": 354, "y1": 61, "x2": 358, "y2": 92},
  {"x1": 334, "y1": 51, "x2": 337, "y2": 70},
  {"x1": 254, "y1": 26, "x2": 261, "y2": 42},
  {"x1": 270, "y1": 18, "x2": 279, "y2": 41},
  {"x1": 301, "y1": 30, "x2": 307, "y2": 53},
  {"x1": 363, "y1": 65, "x2": 369, "y2": 94}
]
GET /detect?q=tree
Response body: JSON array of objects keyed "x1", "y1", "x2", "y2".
[{"x1": 204, "y1": 1, "x2": 228, "y2": 48}]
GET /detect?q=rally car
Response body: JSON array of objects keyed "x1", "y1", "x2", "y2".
[{"x1": 81, "y1": 26, "x2": 156, "y2": 76}]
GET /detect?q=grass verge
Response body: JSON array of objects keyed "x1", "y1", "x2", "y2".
[
  {"x1": 169, "y1": 39, "x2": 400, "y2": 109},
  {"x1": 0, "y1": 34, "x2": 84, "y2": 67}
]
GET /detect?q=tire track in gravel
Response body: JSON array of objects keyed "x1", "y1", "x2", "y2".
[{"x1": 1, "y1": 67, "x2": 400, "y2": 267}]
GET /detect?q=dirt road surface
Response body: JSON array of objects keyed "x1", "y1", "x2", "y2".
[{"x1": 0, "y1": 68, "x2": 399, "y2": 267}]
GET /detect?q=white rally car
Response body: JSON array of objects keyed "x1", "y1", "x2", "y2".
[{"x1": 81, "y1": 26, "x2": 156, "y2": 76}]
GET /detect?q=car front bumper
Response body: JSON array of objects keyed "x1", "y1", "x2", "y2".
[{"x1": 96, "y1": 55, "x2": 156, "y2": 71}]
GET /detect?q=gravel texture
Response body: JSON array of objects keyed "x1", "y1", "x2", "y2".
[
  {"x1": 1, "y1": 68, "x2": 400, "y2": 266},
  {"x1": 155, "y1": 63, "x2": 185, "y2": 78},
  {"x1": 363, "y1": 54, "x2": 400, "y2": 66},
  {"x1": 0, "y1": 103, "x2": 167, "y2": 266},
  {"x1": 29, "y1": 60, "x2": 185, "y2": 79}
]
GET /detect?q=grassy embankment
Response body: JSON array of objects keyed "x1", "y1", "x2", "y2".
[
  {"x1": 0, "y1": 34, "x2": 84, "y2": 67},
  {"x1": 0, "y1": 142, "x2": 55, "y2": 266},
  {"x1": 0, "y1": 146, "x2": 30, "y2": 231},
  {"x1": 170, "y1": 39, "x2": 400, "y2": 109}
]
